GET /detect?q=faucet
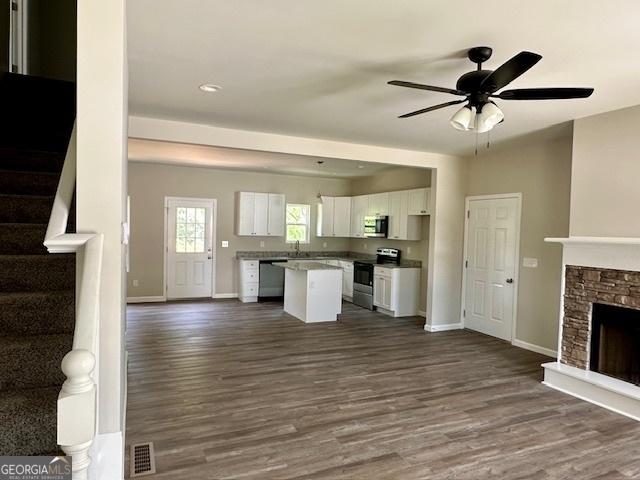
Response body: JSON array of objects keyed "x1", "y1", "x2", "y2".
[{"x1": 294, "y1": 240, "x2": 301, "y2": 257}]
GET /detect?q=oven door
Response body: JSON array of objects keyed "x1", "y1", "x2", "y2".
[{"x1": 353, "y1": 262, "x2": 373, "y2": 288}]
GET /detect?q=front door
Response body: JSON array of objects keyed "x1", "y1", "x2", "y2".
[
  {"x1": 464, "y1": 196, "x2": 520, "y2": 341},
  {"x1": 166, "y1": 198, "x2": 215, "y2": 299}
]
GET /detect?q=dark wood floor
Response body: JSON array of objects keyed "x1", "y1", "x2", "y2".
[{"x1": 126, "y1": 300, "x2": 640, "y2": 479}]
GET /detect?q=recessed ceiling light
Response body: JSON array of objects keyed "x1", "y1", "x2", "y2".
[{"x1": 199, "y1": 84, "x2": 222, "y2": 93}]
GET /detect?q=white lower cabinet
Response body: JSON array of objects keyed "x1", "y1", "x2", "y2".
[
  {"x1": 239, "y1": 259, "x2": 259, "y2": 302},
  {"x1": 339, "y1": 260, "x2": 354, "y2": 300},
  {"x1": 373, "y1": 266, "x2": 420, "y2": 317}
]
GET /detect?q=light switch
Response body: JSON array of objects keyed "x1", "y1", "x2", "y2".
[
  {"x1": 132, "y1": 279, "x2": 139, "y2": 287},
  {"x1": 523, "y1": 257, "x2": 538, "y2": 268},
  {"x1": 221, "y1": 241, "x2": 229, "y2": 248}
]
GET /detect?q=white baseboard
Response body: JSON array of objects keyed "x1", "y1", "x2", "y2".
[
  {"x1": 213, "y1": 293, "x2": 239, "y2": 299},
  {"x1": 512, "y1": 339, "x2": 556, "y2": 358},
  {"x1": 418, "y1": 310, "x2": 427, "y2": 318},
  {"x1": 424, "y1": 322, "x2": 463, "y2": 332},
  {"x1": 126, "y1": 295, "x2": 166, "y2": 304},
  {"x1": 90, "y1": 431, "x2": 124, "y2": 480}
]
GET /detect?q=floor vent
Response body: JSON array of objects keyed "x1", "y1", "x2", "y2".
[{"x1": 130, "y1": 442, "x2": 157, "y2": 477}]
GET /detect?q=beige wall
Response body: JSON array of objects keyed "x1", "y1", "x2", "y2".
[
  {"x1": 128, "y1": 163, "x2": 352, "y2": 298},
  {"x1": 466, "y1": 134, "x2": 572, "y2": 351},
  {"x1": 349, "y1": 167, "x2": 432, "y2": 311},
  {"x1": 571, "y1": 105, "x2": 640, "y2": 237}
]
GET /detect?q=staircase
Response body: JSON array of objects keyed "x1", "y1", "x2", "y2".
[{"x1": 0, "y1": 73, "x2": 76, "y2": 456}]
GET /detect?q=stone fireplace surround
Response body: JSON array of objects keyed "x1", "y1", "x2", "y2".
[
  {"x1": 543, "y1": 236, "x2": 640, "y2": 421},
  {"x1": 561, "y1": 265, "x2": 640, "y2": 370}
]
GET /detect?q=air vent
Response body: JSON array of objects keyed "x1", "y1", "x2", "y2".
[{"x1": 130, "y1": 442, "x2": 156, "y2": 477}]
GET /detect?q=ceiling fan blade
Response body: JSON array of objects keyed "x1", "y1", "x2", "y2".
[
  {"x1": 398, "y1": 99, "x2": 466, "y2": 118},
  {"x1": 480, "y1": 51, "x2": 542, "y2": 92},
  {"x1": 496, "y1": 87, "x2": 594, "y2": 100},
  {"x1": 388, "y1": 80, "x2": 466, "y2": 96}
]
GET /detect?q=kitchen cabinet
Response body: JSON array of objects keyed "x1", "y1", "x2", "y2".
[
  {"x1": 239, "y1": 259, "x2": 259, "y2": 302},
  {"x1": 373, "y1": 266, "x2": 420, "y2": 317},
  {"x1": 367, "y1": 192, "x2": 389, "y2": 216},
  {"x1": 236, "y1": 192, "x2": 285, "y2": 236},
  {"x1": 388, "y1": 191, "x2": 422, "y2": 241},
  {"x1": 350, "y1": 195, "x2": 369, "y2": 238},
  {"x1": 317, "y1": 196, "x2": 352, "y2": 237},
  {"x1": 408, "y1": 188, "x2": 431, "y2": 215},
  {"x1": 339, "y1": 260, "x2": 354, "y2": 300}
]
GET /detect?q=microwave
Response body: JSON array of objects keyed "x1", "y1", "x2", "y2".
[{"x1": 363, "y1": 215, "x2": 388, "y2": 238}]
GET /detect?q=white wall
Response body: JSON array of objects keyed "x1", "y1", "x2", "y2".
[
  {"x1": 571, "y1": 105, "x2": 640, "y2": 237},
  {"x1": 129, "y1": 116, "x2": 467, "y2": 328},
  {"x1": 76, "y1": 1, "x2": 127, "y2": 471}
]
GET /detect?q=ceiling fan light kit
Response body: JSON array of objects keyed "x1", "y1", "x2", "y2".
[{"x1": 389, "y1": 46, "x2": 594, "y2": 133}]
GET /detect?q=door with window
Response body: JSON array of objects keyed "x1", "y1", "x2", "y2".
[
  {"x1": 166, "y1": 198, "x2": 215, "y2": 299},
  {"x1": 463, "y1": 195, "x2": 520, "y2": 341}
]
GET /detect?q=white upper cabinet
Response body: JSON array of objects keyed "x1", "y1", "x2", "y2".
[
  {"x1": 318, "y1": 196, "x2": 352, "y2": 237},
  {"x1": 367, "y1": 192, "x2": 389, "y2": 216},
  {"x1": 408, "y1": 188, "x2": 431, "y2": 215},
  {"x1": 267, "y1": 193, "x2": 285, "y2": 236},
  {"x1": 388, "y1": 190, "x2": 421, "y2": 241},
  {"x1": 350, "y1": 195, "x2": 369, "y2": 238},
  {"x1": 333, "y1": 197, "x2": 352, "y2": 237},
  {"x1": 236, "y1": 191, "x2": 285, "y2": 236}
]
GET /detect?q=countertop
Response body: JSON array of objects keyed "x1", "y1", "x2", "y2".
[
  {"x1": 236, "y1": 251, "x2": 422, "y2": 269},
  {"x1": 273, "y1": 261, "x2": 343, "y2": 271}
]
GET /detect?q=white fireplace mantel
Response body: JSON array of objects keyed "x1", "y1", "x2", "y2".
[
  {"x1": 543, "y1": 235, "x2": 640, "y2": 421},
  {"x1": 545, "y1": 236, "x2": 640, "y2": 272}
]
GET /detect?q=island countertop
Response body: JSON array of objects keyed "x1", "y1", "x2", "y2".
[{"x1": 272, "y1": 261, "x2": 343, "y2": 271}]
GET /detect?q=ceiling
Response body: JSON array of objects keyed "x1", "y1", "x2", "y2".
[
  {"x1": 128, "y1": 139, "x2": 398, "y2": 178},
  {"x1": 127, "y1": 0, "x2": 640, "y2": 155}
]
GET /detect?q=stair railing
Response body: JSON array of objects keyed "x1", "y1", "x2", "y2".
[{"x1": 44, "y1": 122, "x2": 104, "y2": 480}]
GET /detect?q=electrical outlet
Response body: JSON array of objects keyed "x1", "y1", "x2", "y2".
[
  {"x1": 133, "y1": 279, "x2": 139, "y2": 287},
  {"x1": 363, "y1": 243, "x2": 367, "y2": 250},
  {"x1": 260, "y1": 240, "x2": 265, "y2": 248},
  {"x1": 407, "y1": 246, "x2": 412, "y2": 255},
  {"x1": 323, "y1": 242, "x2": 327, "y2": 248},
  {"x1": 523, "y1": 257, "x2": 538, "y2": 268},
  {"x1": 221, "y1": 240, "x2": 229, "y2": 248}
]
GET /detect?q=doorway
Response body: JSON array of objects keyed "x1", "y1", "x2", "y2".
[
  {"x1": 461, "y1": 193, "x2": 521, "y2": 341},
  {"x1": 164, "y1": 197, "x2": 217, "y2": 300}
]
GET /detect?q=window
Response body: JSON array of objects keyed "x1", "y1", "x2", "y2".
[
  {"x1": 175, "y1": 207, "x2": 206, "y2": 253},
  {"x1": 286, "y1": 204, "x2": 310, "y2": 243}
]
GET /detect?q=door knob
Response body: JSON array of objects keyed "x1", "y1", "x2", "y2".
[{"x1": 506, "y1": 278, "x2": 514, "y2": 284}]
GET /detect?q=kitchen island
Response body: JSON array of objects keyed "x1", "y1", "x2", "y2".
[{"x1": 273, "y1": 261, "x2": 343, "y2": 323}]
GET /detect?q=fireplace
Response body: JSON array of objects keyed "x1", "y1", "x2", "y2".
[{"x1": 590, "y1": 303, "x2": 640, "y2": 385}]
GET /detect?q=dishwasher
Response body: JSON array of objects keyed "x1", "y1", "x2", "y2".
[{"x1": 258, "y1": 260, "x2": 285, "y2": 299}]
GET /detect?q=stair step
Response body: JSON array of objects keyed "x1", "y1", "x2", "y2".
[
  {"x1": 0, "y1": 147, "x2": 65, "y2": 173},
  {"x1": 0, "y1": 255, "x2": 75, "y2": 292},
  {"x1": 0, "y1": 386, "x2": 60, "y2": 455},
  {"x1": 0, "y1": 334, "x2": 71, "y2": 390},
  {"x1": 0, "y1": 291, "x2": 75, "y2": 336},
  {"x1": 0, "y1": 170, "x2": 59, "y2": 196},
  {"x1": 0, "y1": 194, "x2": 53, "y2": 223},
  {"x1": 0, "y1": 223, "x2": 48, "y2": 255}
]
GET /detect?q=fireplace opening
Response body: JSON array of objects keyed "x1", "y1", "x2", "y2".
[{"x1": 590, "y1": 303, "x2": 640, "y2": 385}]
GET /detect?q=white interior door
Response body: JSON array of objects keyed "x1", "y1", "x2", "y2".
[
  {"x1": 464, "y1": 196, "x2": 520, "y2": 341},
  {"x1": 166, "y1": 198, "x2": 215, "y2": 299}
]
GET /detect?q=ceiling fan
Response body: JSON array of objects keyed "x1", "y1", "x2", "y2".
[{"x1": 388, "y1": 46, "x2": 594, "y2": 133}]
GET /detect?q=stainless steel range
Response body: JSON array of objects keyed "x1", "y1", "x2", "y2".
[{"x1": 352, "y1": 248, "x2": 401, "y2": 310}]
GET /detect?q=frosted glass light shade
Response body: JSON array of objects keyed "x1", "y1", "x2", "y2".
[{"x1": 450, "y1": 106, "x2": 476, "y2": 131}]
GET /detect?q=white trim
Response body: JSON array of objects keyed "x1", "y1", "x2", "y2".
[
  {"x1": 418, "y1": 310, "x2": 427, "y2": 318},
  {"x1": 89, "y1": 431, "x2": 124, "y2": 480},
  {"x1": 512, "y1": 339, "x2": 556, "y2": 358},
  {"x1": 546, "y1": 236, "x2": 640, "y2": 246},
  {"x1": 543, "y1": 362, "x2": 640, "y2": 422},
  {"x1": 424, "y1": 322, "x2": 463, "y2": 332},
  {"x1": 163, "y1": 196, "x2": 218, "y2": 300},
  {"x1": 213, "y1": 293, "x2": 238, "y2": 299},
  {"x1": 460, "y1": 193, "x2": 522, "y2": 342},
  {"x1": 126, "y1": 296, "x2": 166, "y2": 304}
]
